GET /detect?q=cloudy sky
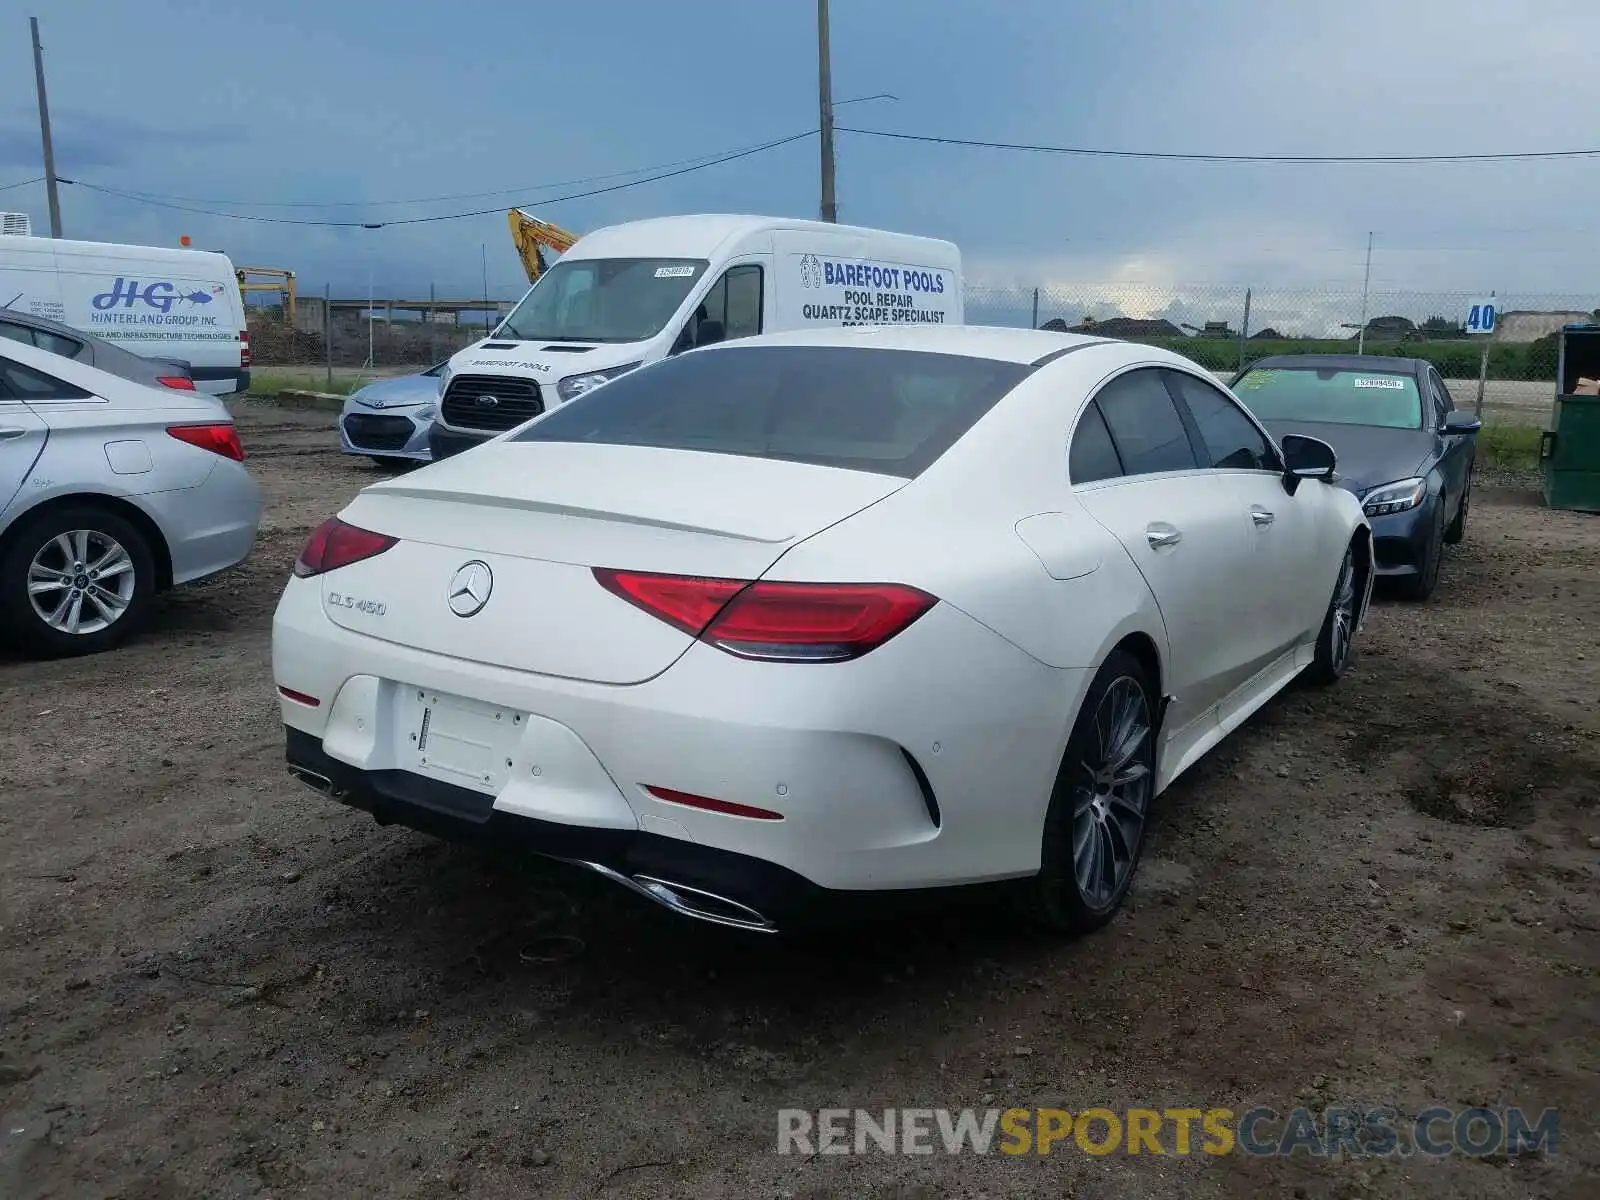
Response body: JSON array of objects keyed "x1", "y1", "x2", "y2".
[{"x1": 4, "y1": 0, "x2": 1600, "y2": 328}]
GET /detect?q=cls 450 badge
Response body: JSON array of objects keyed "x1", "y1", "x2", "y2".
[{"x1": 328, "y1": 592, "x2": 387, "y2": 616}]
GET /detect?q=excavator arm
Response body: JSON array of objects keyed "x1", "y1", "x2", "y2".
[{"x1": 508, "y1": 209, "x2": 580, "y2": 285}]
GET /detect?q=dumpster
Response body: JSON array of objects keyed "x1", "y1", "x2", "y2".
[{"x1": 1542, "y1": 324, "x2": 1600, "y2": 513}]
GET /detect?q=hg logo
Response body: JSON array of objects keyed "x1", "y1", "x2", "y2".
[{"x1": 93, "y1": 278, "x2": 217, "y2": 315}]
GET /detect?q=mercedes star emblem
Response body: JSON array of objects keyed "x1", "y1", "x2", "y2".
[{"x1": 447, "y1": 560, "x2": 493, "y2": 617}]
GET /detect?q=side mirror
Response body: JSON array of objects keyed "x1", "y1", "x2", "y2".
[
  {"x1": 1280, "y1": 433, "x2": 1337, "y2": 489},
  {"x1": 1441, "y1": 411, "x2": 1482, "y2": 435},
  {"x1": 695, "y1": 318, "x2": 725, "y2": 348}
]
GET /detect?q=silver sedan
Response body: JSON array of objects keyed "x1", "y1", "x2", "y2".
[
  {"x1": 0, "y1": 336, "x2": 260, "y2": 657},
  {"x1": 338, "y1": 364, "x2": 445, "y2": 466}
]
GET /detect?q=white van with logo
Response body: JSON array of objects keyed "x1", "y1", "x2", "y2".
[
  {"x1": 0, "y1": 234, "x2": 250, "y2": 394},
  {"x1": 428, "y1": 214, "x2": 962, "y2": 458}
]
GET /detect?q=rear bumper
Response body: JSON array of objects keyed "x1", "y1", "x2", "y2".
[
  {"x1": 271, "y1": 575, "x2": 1086, "y2": 921},
  {"x1": 283, "y1": 726, "x2": 877, "y2": 931},
  {"x1": 143, "y1": 460, "x2": 262, "y2": 585}
]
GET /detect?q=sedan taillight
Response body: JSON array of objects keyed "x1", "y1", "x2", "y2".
[
  {"x1": 157, "y1": 376, "x2": 196, "y2": 390},
  {"x1": 593, "y1": 569, "x2": 935, "y2": 662},
  {"x1": 295, "y1": 517, "x2": 397, "y2": 578},
  {"x1": 167, "y1": 423, "x2": 244, "y2": 461}
]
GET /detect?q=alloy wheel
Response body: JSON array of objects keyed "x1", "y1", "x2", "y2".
[
  {"x1": 1329, "y1": 549, "x2": 1357, "y2": 671},
  {"x1": 1071, "y1": 675, "x2": 1154, "y2": 908},
  {"x1": 27, "y1": 529, "x2": 137, "y2": 636}
]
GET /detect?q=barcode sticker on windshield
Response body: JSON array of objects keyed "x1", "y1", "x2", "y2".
[
  {"x1": 1353, "y1": 377, "x2": 1406, "y2": 389},
  {"x1": 654, "y1": 265, "x2": 696, "y2": 278}
]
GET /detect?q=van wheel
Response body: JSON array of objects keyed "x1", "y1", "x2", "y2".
[
  {"x1": 0, "y1": 506, "x2": 156, "y2": 658},
  {"x1": 1024, "y1": 648, "x2": 1157, "y2": 935}
]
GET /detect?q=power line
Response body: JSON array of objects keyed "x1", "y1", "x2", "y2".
[
  {"x1": 0, "y1": 176, "x2": 44, "y2": 194},
  {"x1": 62, "y1": 130, "x2": 816, "y2": 228},
  {"x1": 70, "y1": 135, "x2": 815, "y2": 210},
  {"x1": 839, "y1": 126, "x2": 1600, "y2": 164}
]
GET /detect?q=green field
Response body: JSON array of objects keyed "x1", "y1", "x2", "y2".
[{"x1": 247, "y1": 370, "x2": 360, "y2": 397}]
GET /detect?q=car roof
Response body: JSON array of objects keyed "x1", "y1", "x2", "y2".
[
  {"x1": 1244, "y1": 353, "x2": 1428, "y2": 376},
  {"x1": 568, "y1": 213, "x2": 959, "y2": 261},
  {"x1": 696, "y1": 323, "x2": 1119, "y2": 366}
]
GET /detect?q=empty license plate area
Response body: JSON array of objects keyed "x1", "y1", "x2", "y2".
[{"x1": 401, "y1": 689, "x2": 525, "y2": 794}]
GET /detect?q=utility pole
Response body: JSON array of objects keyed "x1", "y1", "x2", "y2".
[
  {"x1": 30, "y1": 17, "x2": 63, "y2": 238},
  {"x1": 817, "y1": 0, "x2": 836, "y2": 222},
  {"x1": 1356, "y1": 231, "x2": 1373, "y2": 355}
]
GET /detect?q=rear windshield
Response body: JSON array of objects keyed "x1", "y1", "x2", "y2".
[
  {"x1": 511, "y1": 345, "x2": 1030, "y2": 477},
  {"x1": 1235, "y1": 367, "x2": 1423, "y2": 429}
]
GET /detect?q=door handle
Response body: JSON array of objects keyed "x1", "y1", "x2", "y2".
[
  {"x1": 1251, "y1": 508, "x2": 1275, "y2": 527},
  {"x1": 1145, "y1": 524, "x2": 1182, "y2": 549},
  {"x1": 0, "y1": 426, "x2": 31, "y2": 441}
]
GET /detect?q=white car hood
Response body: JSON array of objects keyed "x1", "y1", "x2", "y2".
[{"x1": 452, "y1": 339, "x2": 648, "y2": 383}]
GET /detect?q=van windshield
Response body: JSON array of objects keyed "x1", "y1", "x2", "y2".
[{"x1": 494, "y1": 258, "x2": 707, "y2": 343}]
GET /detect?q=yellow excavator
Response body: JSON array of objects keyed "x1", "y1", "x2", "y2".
[{"x1": 507, "y1": 209, "x2": 580, "y2": 284}]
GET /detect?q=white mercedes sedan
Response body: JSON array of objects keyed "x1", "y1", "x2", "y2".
[{"x1": 272, "y1": 327, "x2": 1371, "y2": 935}]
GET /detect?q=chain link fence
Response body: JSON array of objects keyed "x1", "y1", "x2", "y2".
[
  {"x1": 968, "y1": 283, "x2": 1599, "y2": 426},
  {"x1": 248, "y1": 281, "x2": 1595, "y2": 423}
]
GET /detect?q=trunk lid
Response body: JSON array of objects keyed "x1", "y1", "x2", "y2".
[{"x1": 321, "y1": 441, "x2": 905, "y2": 683}]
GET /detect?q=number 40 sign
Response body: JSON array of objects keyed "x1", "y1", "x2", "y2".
[{"x1": 1465, "y1": 298, "x2": 1497, "y2": 335}]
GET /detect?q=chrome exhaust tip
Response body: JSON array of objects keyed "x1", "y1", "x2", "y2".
[
  {"x1": 286, "y1": 764, "x2": 346, "y2": 800},
  {"x1": 571, "y1": 861, "x2": 778, "y2": 933}
]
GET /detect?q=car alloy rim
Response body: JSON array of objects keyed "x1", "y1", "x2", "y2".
[
  {"x1": 27, "y1": 530, "x2": 136, "y2": 635},
  {"x1": 1330, "y1": 549, "x2": 1356, "y2": 669},
  {"x1": 1072, "y1": 675, "x2": 1153, "y2": 908}
]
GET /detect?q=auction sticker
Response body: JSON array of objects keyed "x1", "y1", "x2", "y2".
[{"x1": 1353, "y1": 377, "x2": 1407, "y2": 389}]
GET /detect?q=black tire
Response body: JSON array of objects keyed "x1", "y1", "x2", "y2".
[
  {"x1": 1305, "y1": 542, "x2": 1360, "y2": 685},
  {"x1": 1396, "y1": 502, "x2": 1445, "y2": 602},
  {"x1": 0, "y1": 505, "x2": 157, "y2": 658},
  {"x1": 1024, "y1": 648, "x2": 1157, "y2": 935},
  {"x1": 1443, "y1": 471, "x2": 1471, "y2": 545}
]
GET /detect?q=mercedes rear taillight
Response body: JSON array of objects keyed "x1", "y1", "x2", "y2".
[
  {"x1": 593, "y1": 569, "x2": 935, "y2": 662},
  {"x1": 239, "y1": 330, "x2": 252, "y2": 368},
  {"x1": 294, "y1": 518, "x2": 397, "y2": 578},
  {"x1": 167, "y1": 423, "x2": 244, "y2": 461}
]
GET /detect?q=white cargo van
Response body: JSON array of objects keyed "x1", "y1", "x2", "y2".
[
  {"x1": 428, "y1": 214, "x2": 963, "y2": 458},
  {"x1": 0, "y1": 234, "x2": 250, "y2": 394}
]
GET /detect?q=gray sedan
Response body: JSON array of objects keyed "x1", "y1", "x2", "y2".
[
  {"x1": 0, "y1": 305, "x2": 197, "y2": 390},
  {"x1": 0, "y1": 336, "x2": 259, "y2": 657},
  {"x1": 338, "y1": 364, "x2": 445, "y2": 466}
]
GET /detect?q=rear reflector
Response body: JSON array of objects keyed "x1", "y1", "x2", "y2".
[
  {"x1": 645, "y1": 785, "x2": 784, "y2": 821},
  {"x1": 167, "y1": 423, "x2": 244, "y2": 461},
  {"x1": 594, "y1": 569, "x2": 936, "y2": 662},
  {"x1": 294, "y1": 517, "x2": 398, "y2": 578},
  {"x1": 277, "y1": 685, "x2": 320, "y2": 707},
  {"x1": 156, "y1": 376, "x2": 196, "y2": 390}
]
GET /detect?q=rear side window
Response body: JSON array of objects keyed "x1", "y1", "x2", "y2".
[
  {"x1": 1164, "y1": 371, "x2": 1277, "y2": 470},
  {"x1": 0, "y1": 357, "x2": 93, "y2": 401},
  {"x1": 1093, "y1": 368, "x2": 1198, "y2": 475},
  {"x1": 1069, "y1": 399, "x2": 1123, "y2": 483},
  {"x1": 513, "y1": 345, "x2": 1029, "y2": 477},
  {"x1": 0, "y1": 322, "x2": 84, "y2": 359}
]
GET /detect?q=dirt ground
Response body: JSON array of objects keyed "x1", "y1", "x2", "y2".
[{"x1": 1, "y1": 402, "x2": 1595, "y2": 1200}]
